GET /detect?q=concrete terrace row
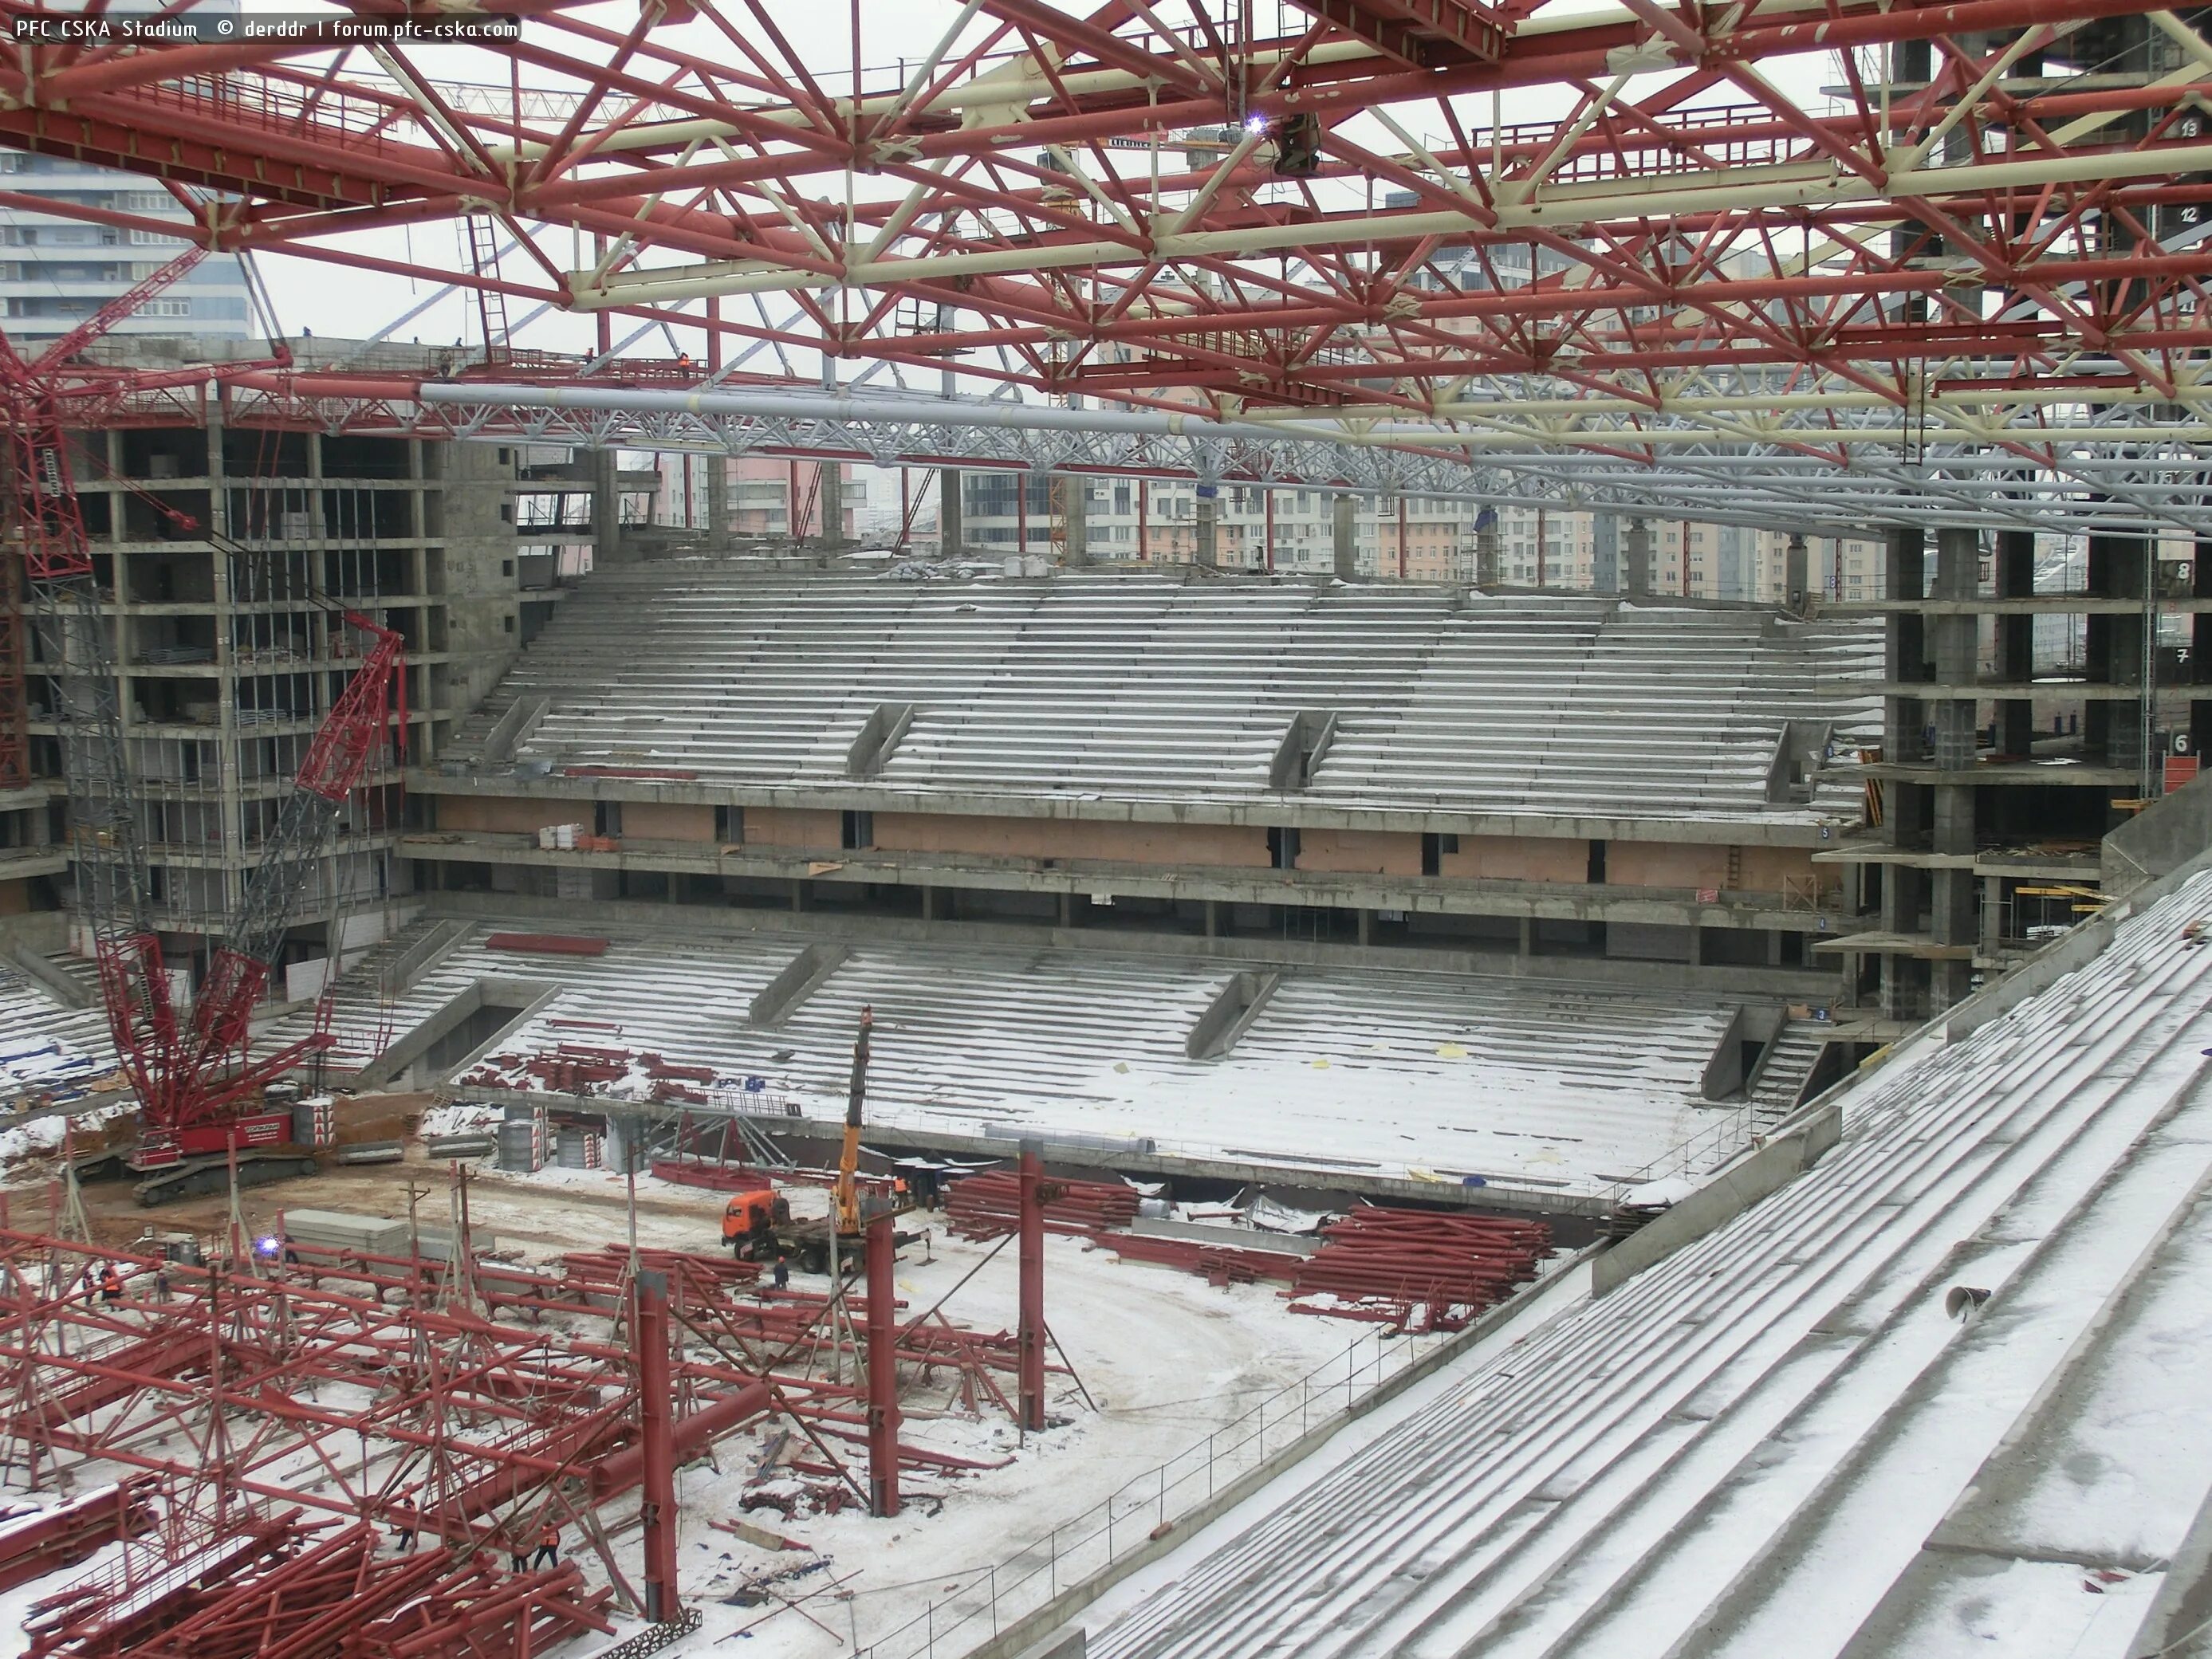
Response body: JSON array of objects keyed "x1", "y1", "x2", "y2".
[
  {"x1": 1085, "y1": 866, "x2": 2212, "y2": 1659},
  {"x1": 444, "y1": 571, "x2": 1880, "y2": 824},
  {"x1": 274, "y1": 918, "x2": 1738, "y2": 1193}
]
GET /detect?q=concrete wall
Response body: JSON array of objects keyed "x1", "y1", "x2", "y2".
[
  {"x1": 872, "y1": 812, "x2": 1270, "y2": 868},
  {"x1": 747, "y1": 806, "x2": 845, "y2": 852},
  {"x1": 439, "y1": 796, "x2": 581, "y2": 835},
  {"x1": 1608, "y1": 842, "x2": 1816, "y2": 894},
  {"x1": 1296, "y1": 828, "x2": 1422, "y2": 876},
  {"x1": 2104, "y1": 770, "x2": 2212, "y2": 896},
  {"x1": 1592, "y1": 1102, "x2": 1844, "y2": 1295},
  {"x1": 1441, "y1": 835, "x2": 1586, "y2": 883},
  {"x1": 624, "y1": 801, "x2": 714, "y2": 841},
  {"x1": 431, "y1": 440, "x2": 525, "y2": 741}
]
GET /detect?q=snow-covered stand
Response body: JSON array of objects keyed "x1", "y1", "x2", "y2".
[{"x1": 1088, "y1": 865, "x2": 2212, "y2": 1659}]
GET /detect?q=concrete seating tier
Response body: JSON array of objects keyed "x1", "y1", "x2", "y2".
[
  {"x1": 1088, "y1": 870, "x2": 2212, "y2": 1659},
  {"x1": 449, "y1": 572, "x2": 1879, "y2": 825},
  {"x1": 272, "y1": 919, "x2": 1737, "y2": 1193}
]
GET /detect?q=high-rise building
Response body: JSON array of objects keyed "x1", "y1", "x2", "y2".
[{"x1": 0, "y1": 137, "x2": 252, "y2": 340}]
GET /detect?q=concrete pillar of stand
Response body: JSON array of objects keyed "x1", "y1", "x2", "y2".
[
  {"x1": 636, "y1": 1269, "x2": 679, "y2": 1623},
  {"x1": 2087, "y1": 532, "x2": 2150, "y2": 775},
  {"x1": 1624, "y1": 518, "x2": 1653, "y2": 596},
  {"x1": 865, "y1": 1213, "x2": 900, "y2": 1517},
  {"x1": 814, "y1": 462, "x2": 843, "y2": 548},
  {"x1": 1994, "y1": 529, "x2": 2037, "y2": 758},
  {"x1": 1474, "y1": 520, "x2": 1501, "y2": 588},
  {"x1": 1063, "y1": 478, "x2": 1088, "y2": 566},
  {"x1": 939, "y1": 468, "x2": 963, "y2": 556},
  {"x1": 589, "y1": 448, "x2": 624, "y2": 563},
  {"x1": 1930, "y1": 527, "x2": 1980, "y2": 772},
  {"x1": 1332, "y1": 495, "x2": 1357, "y2": 580},
  {"x1": 1880, "y1": 525, "x2": 1931, "y2": 1021},
  {"x1": 1785, "y1": 532, "x2": 1810, "y2": 615},
  {"x1": 705, "y1": 454, "x2": 728, "y2": 545},
  {"x1": 1195, "y1": 492, "x2": 1218, "y2": 568},
  {"x1": 1017, "y1": 1141, "x2": 1047, "y2": 1434}
]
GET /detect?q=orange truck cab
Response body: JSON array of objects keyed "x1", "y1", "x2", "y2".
[{"x1": 722, "y1": 1188, "x2": 793, "y2": 1257}]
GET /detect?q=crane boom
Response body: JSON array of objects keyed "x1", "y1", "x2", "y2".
[
  {"x1": 0, "y1": 267, "x2": 403, "y2": 1181},
  {"x1": 833, "y1": 1006, "x2": 872, "y2": 1236}
]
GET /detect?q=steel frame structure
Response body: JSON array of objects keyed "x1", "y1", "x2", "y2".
[
  {"x1": 0, "y1": 1201, "x2": 1040, "y2": 1649},
  {"x1": 4, "y1": 0, "x2": 2212, "y2": 530}
]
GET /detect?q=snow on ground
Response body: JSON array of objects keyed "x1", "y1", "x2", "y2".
[{"x1": 462, "y1": 1160, "x2": 1380, "y2": 1658}]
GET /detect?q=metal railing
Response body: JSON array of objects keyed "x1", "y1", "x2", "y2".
[{"x1": 850, "y1": 1324, "x2": 1436, "y2": 1659}]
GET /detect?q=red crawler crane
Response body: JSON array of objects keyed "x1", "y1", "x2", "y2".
[{"x1": 0, "y1": 254, "x2": 403, "y2": 1201}]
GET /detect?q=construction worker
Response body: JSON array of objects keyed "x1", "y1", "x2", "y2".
[
  {"x1": 98, "y1": 1264, "x2": 123, "y2": 1305},
  {"x1": 771, "y1": 1252, "x2": 790, "y2": 1291},
  {"x1": 533, "y1": 1523, "x2": 560, "y2": 1571},
  {"x1": 675, "y1": 350, "x2": 695, "y2": 374}
]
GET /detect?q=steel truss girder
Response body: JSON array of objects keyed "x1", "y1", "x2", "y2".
[
  {"x1": 17, "y1": 0, "x2": 2212, "y2": 532},
  {"x1": 213, "y1": 374, "x2": 2212, "y2": 536}
]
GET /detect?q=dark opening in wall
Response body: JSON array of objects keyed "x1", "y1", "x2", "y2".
[{"x1": 841, "y1": 810, "x2": 875, "y2": 850}]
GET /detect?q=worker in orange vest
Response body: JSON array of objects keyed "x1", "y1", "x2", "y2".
[
  {"x1": 532, "y1": 1522, "x2": 560, "y2": 1571},
  {"x1": 98, "y1": 1265, "x2": 123, "y2": 1305}
]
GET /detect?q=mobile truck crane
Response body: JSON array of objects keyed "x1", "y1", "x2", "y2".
[
  {"x1": 1, "y1": 257, "x2": 404, "y2": 1204},
  {"x1": 722, "y1": 1007, "x2": 917, "y2": 1272}
]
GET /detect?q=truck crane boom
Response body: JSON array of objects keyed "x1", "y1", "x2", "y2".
[{"x1": 832, "y1": 1005, "x2": 872, "y2": 1236}]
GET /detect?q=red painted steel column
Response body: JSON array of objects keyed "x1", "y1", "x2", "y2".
[
  {"x1": 865, "y1": 1213, "x2": 900, "y2": 1518},
  {"x1": 636, "y1": 1268, "x2": 679, "y2": 1623},
  {"x1": 1018, "y1": 1141, "x2": 1046, "y2": 1433}
]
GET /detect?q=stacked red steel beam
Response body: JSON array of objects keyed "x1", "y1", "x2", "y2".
[
  {"x1": 0, "y1": 1478, "x2": 157, "y2": 1594},
  {"x1": 946, "y1": 1173, "x2": 1138, "y2": 1240},
  {"x1": 1101, "y1": 1232, "x2": 1301, "y2": 1287},
  {"x1": 26, "y1": 1513, "x2": 613, "y2": 1659},
  {"x1": 1289, "y1": 1210, "x2": 1552, "y2": 1331}
]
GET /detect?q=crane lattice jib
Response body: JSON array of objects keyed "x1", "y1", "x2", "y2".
[
  {"x1": 0, "y1": 354, "x2": 171, "y2": 1109},
  {"x1": 151, "y1": 619, "x2": 403, "y2": 1130}
]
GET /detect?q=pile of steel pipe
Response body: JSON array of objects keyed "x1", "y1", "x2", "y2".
[
  {"x1": 1288, "y1": 1210, "x2": 1552, "y2": 1331},
  {"x1": 946, "y1": 1172, "x2": 1138, "y2": 1239}
]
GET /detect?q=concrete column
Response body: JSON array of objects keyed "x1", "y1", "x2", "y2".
[
  {"x1": 1624, "y1": 518, "x2": 1653, "y2": 596},
  {"x1": 1994, "y1": 529, "x2": 2036, "y2": 758},
  {"x1": 2087, "y1": 532, "x2": 2149, "y2": 772},
  {"x1": 1980, "y1": 874, "x2": 2004, "y2": 955},
  {"x1": 813, "y1": 462, "x2": 842, "y2": 547},
  {"x1": 1880, "y1": 527, "x2": 1931, "y2": 1021},
  {"x1": 1474, "y1": 521, "x2": 1501, "y2": 587},
  {"x1": 1356, "y1": 908, "x2": 1372, "y2": 945},
  {"x1": 1195, "y1": 493, "x2": 1218, "y2": 568},
  {"x1": 1062, "y1": 478, "x2": 1088, "y2": 566},
  {"x1": 920, "y1": 885, "x2": 939, "y2": 921},
  {"x1": 1203, "y1": 899, "x2": 1219, "y2": 938},
  {"x1": 589, "y1": 448, "x2": 624, "y2": 563},
  {"x1": 705, "y1": 454, "x2": 728, "y2": 544},
  {"x1": 939, "y1": 468, "x2": 963, "y2": 555},
  {"x1": 1784, "y1": 532, "x2": 1809, "y2": 615},
  {"x1": 1332, "y1": 495, "x2": 1357, "y2": 579},
  {"x1": 1517, "y1": 916, "x2": 1535, "y2": 956},
  {"x1": 1930, "y1": 527, "x2": 1979, "y2": 773},
  {"x1": 2194, "y1": 537, "x2": 2212, "y2": 761}
]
